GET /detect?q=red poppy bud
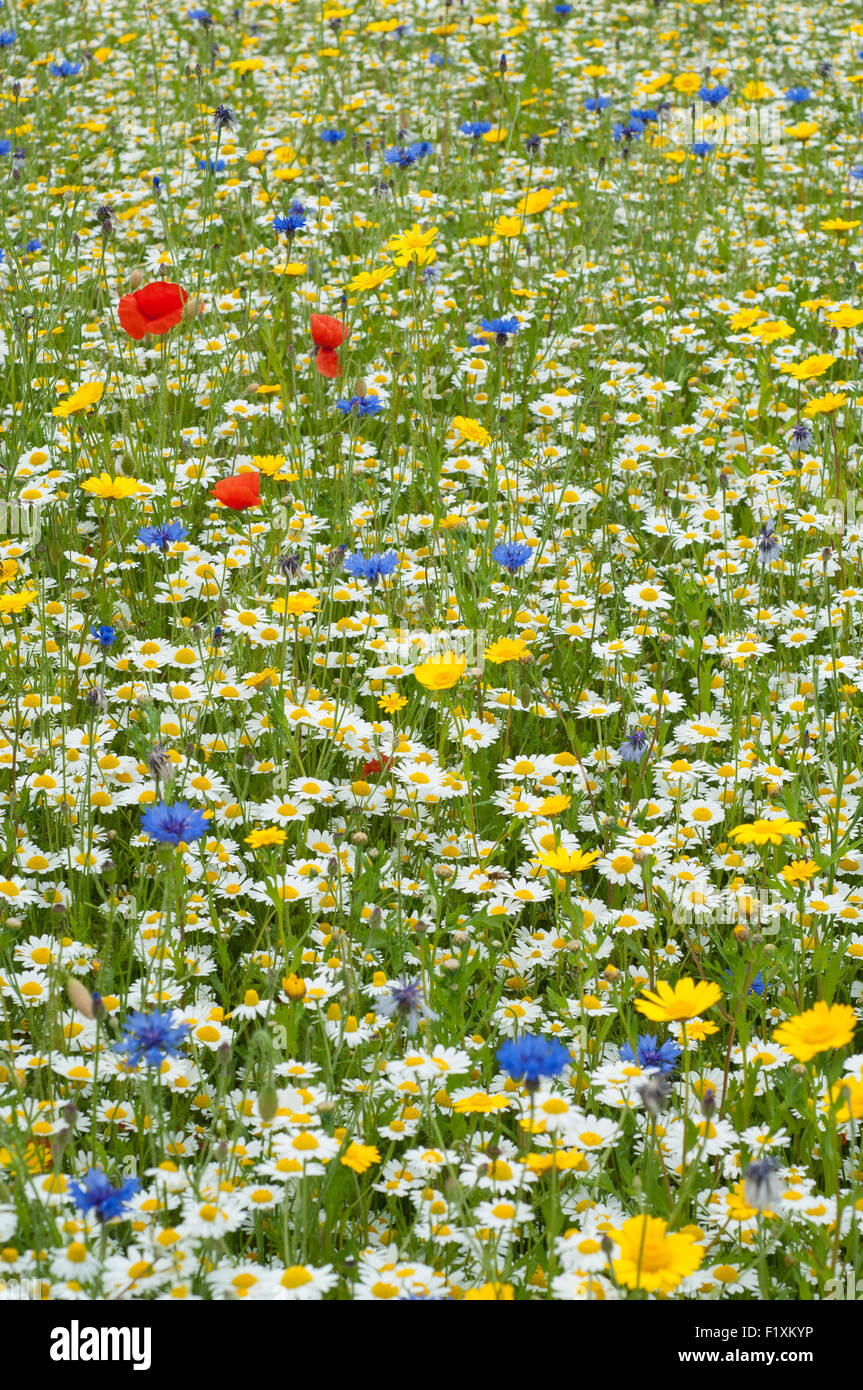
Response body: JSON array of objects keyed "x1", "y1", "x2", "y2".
[
  {"x1": 117, "y1": 281, "x2": 190, "y2": 340},
  {"x1": 310, "y1": 314, "x2": 346, "y2": 350},
  {"x1": 211, "y1": 472, "x2": 261, "y2": 510}
]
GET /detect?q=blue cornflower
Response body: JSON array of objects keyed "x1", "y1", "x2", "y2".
[
  {"x1": 497, "y1": 1035, "x2": 571, "y2": 1089},
  {"x1": 0, "y1": 140, "x2": 11, "y2": 156},
  {"x1": 384, "y1": 142, "x2": 431, "y2": 167},
  {"x1": 117, "y1": 1009, "x2": 190, "y2": 1069},
  {"x1": 756, "y1": 522, "x2": 782, "y2": 568},
  {"x1": 213, "y1": 104, "x2": 237, "y2": 133},
  {"x1": 70, "y1": 1168, "x2": 139, "y2": 1223},
  {"x1": 492, "y1": 540, "x2": 532, "y2": 573},
  {"x1": 198, "y1": 157, "x2": 226, "y2": 172},
  {"x1": 335, "y1": 395, "x2": 384, "y2": 416},
  {"x1": 0, "y1": 30, "x2": 15, "y2": 45},
  {"x1": 187, "y1": 7, "x2": 212, "y2": 20},
  {"x1": 620, "y1": 1034, "x2": 682, "y2": 1073},
  {"x1": 49, "y1": 60, "x2": 82, "y2": 76},
  {"x1": 618, "y1": 727, "x2": 649, "y2": 763},
  {"x1": 429, "y1": 53, "x2": 447, "y2": 67},
  {"x1": 460, "y1": 120, "x2": 493, "y2": 138},
  {"x1": 90, "y1": 624, "x2": 116, "y2": 649},
  {"x1": 699, "y1": 84, "x2": 730, "y2": 106},
  {"x1": 152, "y1": 174, "x2": 162, "y2": 194},
  {"x1": 377, "y1": 977, "x2": 438, "y2": 1035},
  {"x1": 140, "y1": 800, "x2": 209, "y2": 846},
  {"x1": 137, "y1": 520, "x2": 190, "y2": 551},
  {"x1": 629, "y1": 107, "x2": 658, "y2": 124},
  {"x1": 321, "y1": 128, "x2": 346, "y2": 144},
  {"x1": 480, "y1": 316, "x2": 521, "y2": 338},
  {"x1": 724, "y1": 969, "x2": 766, "y2": 998},
  {"x1": 273, "y1": 203, "x2": 307, "y2": 235},
  {"x1": 24, "y1": 238, "x2": 42, "y2": 253},
  {"x1": 851, "y1": 167, "x2": 863, "y2": 182},
  {"x1": 554, "y1": 4, "x2": 572, "y2": 13},
  {"x1": 791, "y1": 420, "x2": 813, "y2": 451},
  {"x1": 692, "y1": 141, "x2": 716, "y2": 158},
  {"x1": 613, "y1": 118, "x2": 645, "y2": 142},
  {"x1": 584, "y1": 96, "x2": 612, "y2": 113},
  {"x1": 785, "y1": 87, "x2": 811, "y2": 104},
  {"x1": 342, "y1": 551, "x2": 399, "y2": 584}
]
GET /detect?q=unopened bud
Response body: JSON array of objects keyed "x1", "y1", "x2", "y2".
[
  {"x1": 128, "y1": 267, "x2": 145, "y2": 291},
  {"x1": 67, "y1": 978, "x2": 95, "y2": 1019},
  {"x1": 182, "y1": 294, "x2": 205, "y2": 323},
  {"x1": 257, "y1": 1084, "x2": 279, "y2": 1123},
  {"x1": 639, "y1": 1074, "x2": 672, "y2": 1116},
  {"x1": 743, "y1": 1158, "x2": 781, "y2": 1211}
]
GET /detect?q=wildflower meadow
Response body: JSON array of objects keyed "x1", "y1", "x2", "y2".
[{"x1": 3, "y1": 0, "x2": 863, "y2": 1324}]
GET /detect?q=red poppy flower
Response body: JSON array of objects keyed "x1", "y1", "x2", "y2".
[
  {"x1": 310, "y1": 314, "x2": 346, "y2": 377},
  {"x1": 117, "y1": 281, "x2": 190, "y2": 340},
  {"x1": 310, "y1": 314, "x2": 346, "y2": 349},
  {"x1": 211, "y1": 472, "x2": 261, "y2": 510},
  {"x1": 315, "y1": 348, "x2": 341, "y2": 378},
  {"x1": 362, "y1": 756, "x2": 393, "y2": 778}
]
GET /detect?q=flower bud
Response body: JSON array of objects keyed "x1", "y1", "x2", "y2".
[
  {"x1": 257, "y1": 1084, "x2": 279, "y2": 1123},
  {"x1": 743, "y1": 1158, "x2": 781, "y2": 1212},
  {"x1": 182, "y1": 294, "x2": 205, "y2": 323},
  {"x1": 67, "y1": 978, "x2": 95, "y2": 1019},
  {"x1": 128, "y1": 268, "x2": 145, "y2": 291}
]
